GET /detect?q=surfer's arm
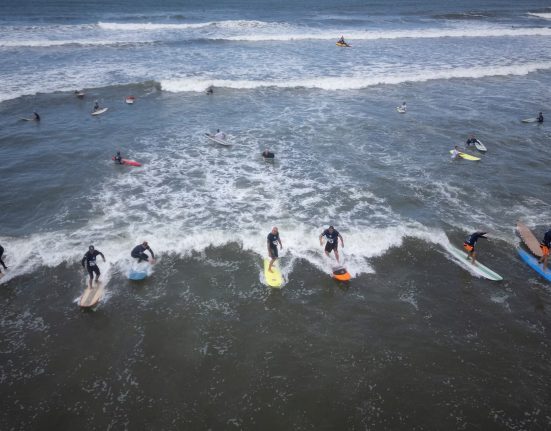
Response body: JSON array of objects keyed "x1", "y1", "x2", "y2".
[
  {"x1": 339, "y1": 234, "x2": 344, "y2": 247},
  {"x1": 319, "y1": 234, "x2": 324, "y2": 245},
  {"x1": 98, "y1": 251, "x2": 106, "y2": 262},
  {"x1": 148, "y1": 247, "x2": 155, "y2": 259},
  {"x1": 278, "y1": 238, "x2": 283, "y2": 249},
  {"x1": 81, "y1": 256, "x2": 86, "y2": 268}
]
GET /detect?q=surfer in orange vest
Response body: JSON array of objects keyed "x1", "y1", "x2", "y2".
[
  {"x1": 538, "y1": 229, "x2": 551, "y2": 270},
  {"x1": 463, "y1": 232, "x2": 487, "y2": 265}
]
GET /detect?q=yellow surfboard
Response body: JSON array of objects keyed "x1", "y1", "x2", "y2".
[
  {"x1": 79, "y1": 281, "x2": 105, "y2": 308},
  {"x1": 264, "y1": 258, "x2": 283, "y2": 288},
  {"x1": 449, "y1": 150, "x2": 480, "y2": 161}
]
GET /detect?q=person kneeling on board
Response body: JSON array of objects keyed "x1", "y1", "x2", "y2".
[
  {"x1": 463, "y1": 232, "x2": 487, "y2": 265},
  {"x1": 214, "y1": 129, "x2": 226, "y2": 140},
  {"x1": 267, "y1": 227, "x2": 282, "y2": 273},
  {"x1": 114, "y1": 151, "x2": 123, "y2": 164},
  {"x1": 262, "y1": 149, "x2": 275, "y2": 159},
  {"x1": 320, "y1": 225, "x2": 344, "y2": 263},
  {"x1": 82, "y1": 245, "x2": 106, "y2": 288},
  {"x1": 131, "y1": 241, "x2": 155, "y2": 263},
  {"x1": 465, "y1": 134, "x2": 477, "y2": 146},
  {"x1": 537, "y1": 112, "x2": 544, "y2": 123},
  {"x1": 538, "y1": 228, "x2": 551, "y2": 270}
]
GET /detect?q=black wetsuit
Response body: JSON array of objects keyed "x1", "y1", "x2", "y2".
[
  {"x1": 464, "y1": 232, "x2": 487, "y2": 250},
  {"x1": 0, "y1": 244, "x2": 6, "y2": 271},
  {"x1": 33, "y1": 113, "x2": 40, "y2": 121},
  {"x1": 81, "y1": 249, "x2": 104, "y2": 278},
  {"x1": 131, "y1": 244, "x2": 154, "y2": 262},
  {"x1": 267, "y1": 232, "x2": 280, "y2": 258},
  {"x1": 537, "y1": 114, "x2": 544, "y2": 123},
  {"x1": 542, "y1": 230, "x2": 551, "y2": 248},
  {"x1": 262, "y1": 150, "x2": 275, "y2": 159},
  {"x1": 466, "y1": 138, "x2": 477, "y2": 146},
  {"x1": 114, "y1": 154, "x2": 123, "y2": 164},
  {"x1": 321, "y1": 229, "x2": 340, "y2": 252}
]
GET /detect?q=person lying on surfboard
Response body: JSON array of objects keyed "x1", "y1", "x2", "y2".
[
  {"x1": 537, "y1": 112, "x2": 544, "y2": 123},
  {"x1": 320, "y1": 225, "x2": 344, "y2": 263},
  {"x1": 538, "y1": 228, "x2": 551, "y2": 270},
  {"x1": 131, "y1": 241, "x2": 155, "y2": 263},
  {"x1": 267, "y1": 227, "x2": 282, "y2": 272},
  {"x1": 465, "y1": 134, "x2": 477, "y2": 146},
  {"x1": 113, "y1": 151, "x2": 123, "y2": 164},
  {"x1": 81, "y1": 245, "x2": 106, "y2": 288},
  {"x1": 463, "y1": 232, "x2": 487, "y2": 265}
]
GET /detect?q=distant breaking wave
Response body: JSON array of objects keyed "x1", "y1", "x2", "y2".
[
  {"x1": 97, "y1": 20, "x2": 273, "y2": 31},
  {"x1": 161, "y1": 62, "x2": 551, "y2": 93},
  {"x1": 527, "y1": 13, "x2": 551, "y2": 20}
]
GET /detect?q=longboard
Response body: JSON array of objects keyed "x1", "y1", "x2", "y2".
[
  {"x1": 264, "y1": 258, "x2": 282, "y2": 288},
  {"x1": 79, "y1": 281, "x2": 105, "y2": 308},
  {"x1": 473, "y1": 139, "x2": 487, "y2": 152},
  {"x1": 205, "y1": 133, "x2": 231, "y2": 146},
  {"x1": 91, "y1": 107, "x2": 108, "y2": 116},
  {"x1": 518, "y1": 248, "x2": 551, "y2": 282},
  {"x1": 445, "y1": 245, "x2": 503, "y2": 281},
  {"x1": 450, "y1": 150, "x2": 480, "y2": 161},
  {"x1": 112, "y1": 156, "x2": 142, "y2": 167},
  {"x1": 396, "y1": 106, "x2": 406, "y2": 113},
  {"x1": 336, "y1": 42, "x2": 351, "y2": 47},
  {"x1": 521, "y1": 118, "x2": 537, "y2": 123},
  {"x1": 516, "y1": 221, "x2": 543, "y2": 257}
]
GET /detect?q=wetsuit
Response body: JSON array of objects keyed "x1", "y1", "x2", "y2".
[
  {"x1": 131, "y1": 244, "x2": 154, "y2": 262},
  {"x1": 94, "y1": 103, "x2": 100, "y2": 111},
  {"x1": 33, "y1": 113, "x2": 40, "y2": 121},
  {"x1": 537, "y1": 113, "x2": 544, "y2": 123},
  {"x1": 262, "y1": 150, "x2": 275, "y2": 159},
  {"x1": 321, "y1": 228, "x2": 340, "y2": 253},
  {"x1": 466, "y1": 138, "x2": 477, "y2": 146},
  {"x1": 114, "y1": 154, "x2": 123, "y2": 164},
  {"x1": 0, "y1": 244, "x2": 6, "y2": 271},
  {"x1": 540, "y1": 229, "x2": 551, "y2": 257},
  {"x1": 463, "y1": 232, "x2": 487, "y2": 252},
  {"x1": 81, "y1": 249, "x2": 104, "y2": 278},
  {"x1": 267, "y1": 232, "x2": 280, "y2": 258}
]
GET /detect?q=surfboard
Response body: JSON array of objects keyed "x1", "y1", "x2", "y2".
[
  {"x1": 128, "y1": 270, "x2": 148, "y2": 280},
  {"x1": 518, "y1": 248, "x2": 551, "y2": 282},
  {"x1": 473, "y1": 139, "x2": 487, "y2": 152},
  {"x1": 112, "y1": 157, "x2": 141, "y2": 167},
  {"x1": 396, "y1": 106, "x2": 406, "y2": 113},
  {"x1": 521, "y1": 118, "x2": 537, "y2": 123},
  {"x1": 205, "y1": 133, "x2": 231, "y2": 146},
  {"x1": 450, "y1": 150, "x2": 480, "y2": 161},
  {"x1": 516, "y1": 221, "x2": 543, "y2": 257},
  {"x1": 79, "y1": 281, "x2": 105, "y2": 308},
  {"x1": 20, "y1": 117, "x2": 36, "y2": 121},
  {"x1": 263, "y1": 258, "x2": 283, "y2": 288},
  {"x1": 75, "y1": 92, "x2": 85, "y2": 98},
  {"x1": 125, "y1": 96, "x2": 135, "y2": 104},
  {"x1": 445, "y1": 245, "x2": 503, "y2": 281},
  {"x1": 332, "y1": 265, "x2": 351, "y2": 281},
  {"x1": 91, "y1": 107, "x2": 108, "y2": 116},
  {"x1": 336, "y1": 42, "x2": 351, "y2": 47}
]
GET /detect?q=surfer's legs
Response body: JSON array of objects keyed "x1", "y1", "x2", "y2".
[{"x1": 268, "y1": 246, "x2": 278, "y2": 272}]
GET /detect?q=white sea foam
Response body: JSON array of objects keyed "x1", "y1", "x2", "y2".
[
  {"x1": 527, "y1": 13, "x2": 551, "y2": 20},
  {"x1": 97, "y1": 20, "x2": 272, "y2": 31},
  {"x1": 161, "y1": 61, "x2": 551, "y2": 93}
]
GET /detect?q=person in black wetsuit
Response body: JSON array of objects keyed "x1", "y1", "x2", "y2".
[
  {"x1": 93, "y1": 101, "x2": 100, "y2": 111},
  {"x1": 537, "y1": 112, "x2": 544, "y2": 123},
  {"x1": 33, "y1": 112, "x2": 40, "y2": 121},
  {"x1": 0, "y1": 244, "x2": 7, "y2": 274},
  {"x1": 114, "y1": 151, "x2": 123, "y2": 164},
  {"x1": 337, "y1": 35, "x2": 347, "y2": 45},
  {"x1": 463, "y1": 231, "x2": 487, "y2": 265},
  {"x1": 319, "y1": 225, "x2": 344, "y2": 263},
  {"x1": 81, "y1": 245, "x2": 106, "y2": 288},
  {"x1": 131, "y1": 241, "x2": 155, "y2": 263},
  {"x1": 267, "y1": 227, "x2": 282, "y2": 272},
  {"x1": 465, "y1": 134, "x2": 478, "y2": 146},
  {"x1": 262, "y1": 149, "x2": 275, "y2": 159},
  {"x1": 538, "y1": 228, "x2": 551, "y2": 270},
  {"x1": 206, "y1": 86, "x2": 214, "y2": 95}
]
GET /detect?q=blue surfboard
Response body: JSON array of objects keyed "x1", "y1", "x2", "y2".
[
  {"x1": 518, "y1": 248, "x2": 551, "y2": 282},
  {"x1": 128, "y1": 271, "x2": 148, "y2": 281}
]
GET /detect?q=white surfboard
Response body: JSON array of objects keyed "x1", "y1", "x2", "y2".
[
  {"x1": 396, "y1": 106, "x2": 406, "y2": 113},
  {"x1": 205, "y1": 133, "x2": 231, "y2": 146},
  {"x1": 521, "y1": 118, "x2": 537, "y2": 123},
  {"x1": 473, "y1": 139, "x2": 487, "y2": 152},
  {"x1": 91, "y1": 107, "x2": 108, "y2": 116},
  {"x1": 445, "y1": 244, "x2": 503, "y2": 281}
]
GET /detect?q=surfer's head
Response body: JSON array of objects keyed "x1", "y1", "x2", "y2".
[{"x1": 89, "y1": 245, "x2": 95, "y2": 251}]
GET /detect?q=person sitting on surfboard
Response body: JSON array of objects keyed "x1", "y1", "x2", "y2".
[
  {"x1": 93, "y1": 101, "x2": 100, "y2": 112},
  {"x1": 465, "y1": 134, "x2": 477, "y2": 146},
  {"x1": 267, "y1": 227, "x2": 283, "y2": 273},
  {"x1": 320, "y1": 225, "x2": 344, "y2": 263},
  {"x1": 0, "y1": 244, "x2": 7, "y2": 275},
  {"x1": 131, "y1": 241, "x2": 155, "y2": 263},
  {"x1": 337, "y1": 35, "x2": 347, "y2": 45},
  {"x1": 538, "y1": 228, "x2": 551, "y2": 269},
  {"x1": 537, "y1": 112, "x2": 544, "y2": 123},
  {"x1": 451, "y1": 145, "x2": 460, "y2": 159},
  {"x1": 33, "y1": 112, "x2": 40, "y2": 121},
  {"x1": 81, "y1": 245, "x2": 106, "y2": 288},
  {"x1": 113, "y1": 151, "x2": 123, "y2": 164},
  {"x1": 400, "y1": 102, "x2": 407, "y2": 112},
  {"x1": 463, "y1": 232, "x2": 487, "y2": 265},
  {"x1": 214, "y1": 129, "x2": 226, "y2": 140},
  {"x1": 262, "y1": 149, "x2": 275, "y2": 159}
]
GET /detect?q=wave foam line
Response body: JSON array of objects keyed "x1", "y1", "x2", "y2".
[
  {"x1": 0, "y1": 39, "x2": 153, "y2": 48},
  {"x1": 527, "y1": 13, "x2": 551, "y2": 20},
  {"x1": 221, "y1": 27, "x2": 551, "y2": 41},
  {"x1": 97, "y1": 20, "x2": 270, "y2": 31},
  {"x1": 161, "y1": 62, "x2": 551, "y2": 93}
]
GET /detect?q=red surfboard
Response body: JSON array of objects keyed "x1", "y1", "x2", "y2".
[{"x1": 112, "y1": 157, "x2": 142, "y2": 167}]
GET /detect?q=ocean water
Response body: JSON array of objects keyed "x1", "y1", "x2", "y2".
[{"x1": 1, "y1": 0, "x2": 551, "y2": 429}]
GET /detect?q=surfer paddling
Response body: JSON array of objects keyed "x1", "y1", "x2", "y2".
[
  {"x1": 82, "y1": 245, "x2": 106, "y2": 288},
  {"x1": 267, "y1": 227, "x2": 282, "y2": 273},
  {"x1": 131, "y1": 241, "x2": 155, "y2": 263},
  {"x1": 538, "y1": 228, "x2": 551, "y2": 270},
  {"x1": 463, "y1": 231, "x2": 487, "y2": 265},
  {"x1": 320, "y1": 225, "x2": 344, "y2": 263}
]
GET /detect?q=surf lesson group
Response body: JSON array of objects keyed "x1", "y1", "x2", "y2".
[{"x1": 11, "y1": 35, "x2": 550, "y2": 306}]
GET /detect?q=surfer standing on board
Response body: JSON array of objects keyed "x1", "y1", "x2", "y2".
[
  {"x1": 267, "y1": 227, "x2": 282, "y2": 272},
  {"x1": 0, "y1": 244, "x2": 7, "y2": 274},
  {"x1": 81, "y1": 245, "x2": 106, "y2": 288},
  {"x1": 131, "y1": 241, "x2": 155, "y2": 263},
  {"x1": 320, "y1": 225, "x2": 344, "y2": 263},
  {"x1": 463, "y1": 231, "x2": 487, "y2": 265},
  {"x1": 538, "y1": 228, "x2": 551, "y2": 270}
]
